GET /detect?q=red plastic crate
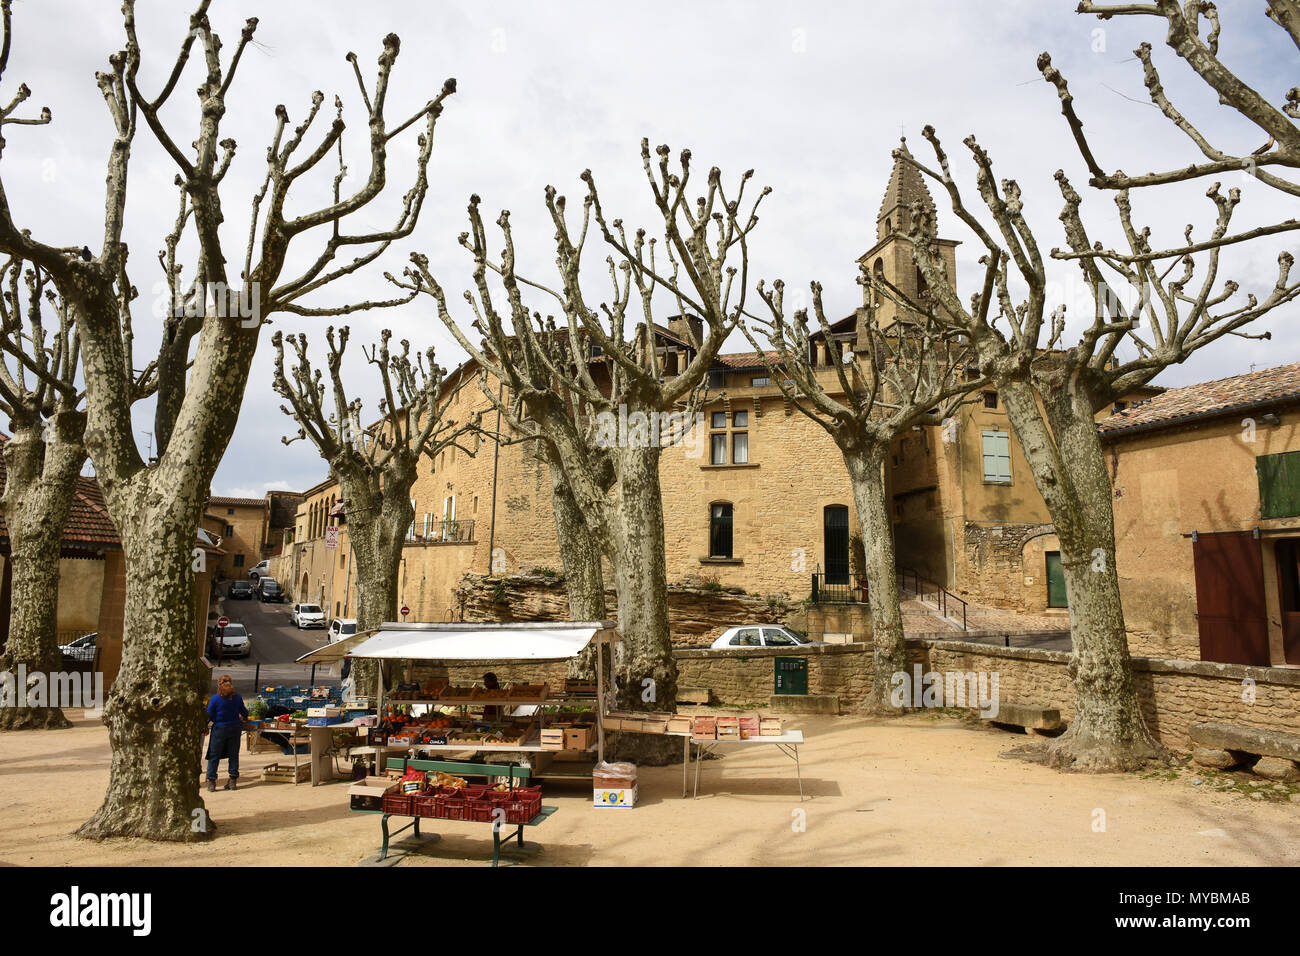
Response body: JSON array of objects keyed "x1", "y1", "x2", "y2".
[
  {"x1": 411, "y1": 794, "x2": 438, "y2": 818},
  {"x1": 468, "y1": 800, "x2": 495, "y2": 823},
  {"x1": 382, "y1": 792, "x2": 413, "y2": 815}
]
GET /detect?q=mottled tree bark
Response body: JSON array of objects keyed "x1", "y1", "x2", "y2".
[
  {"x1": 544, "y1": 444, "x2": 608, "y2": 682},
  {"x1": 998, "y1": 375, "x2": 1164, "y2": 771},
  {"x1": 0, "y1": 413, "x2": 86, "y2": 730},
  {"x1": 844, "y1": 445, "x2": 908, "y2": 715}
]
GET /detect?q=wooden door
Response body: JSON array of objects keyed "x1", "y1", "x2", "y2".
[
  {"x1": 1192, "y1": 531, "x2": 1270, "y2": 666},
  {"x1": 1276, "y1": 538, "x2": 1300, "y2": 666},
  {"x1": 1045, "y1": 551, "x2": 1067, "y2": 609}
]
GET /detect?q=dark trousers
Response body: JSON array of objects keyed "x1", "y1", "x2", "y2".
[{"x1": 206, "y1": 723, "x2": 242, "y2": 780}]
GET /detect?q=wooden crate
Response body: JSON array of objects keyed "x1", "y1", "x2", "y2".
[
  {"x1": 260, "y1": 761, "x2": 311, "y2": 784},
  {"x1": 738, "y1": 716, "x2": 761, "y2": 739},
  {"x1": 691, "y1": 716, "x2": 717, "y2": 741},
  {"x1": 760, "y1": 717, "x2": 784, "y2": 737},
  {"x1": 540, "y1": 728, "x2": 567, "y2": 751},
  {"x1": 716, "y1": 717, "x2": 740, "y2": 739},
  {"x1": 666, "y1": 715, "x2": 693, "y2": 736}
]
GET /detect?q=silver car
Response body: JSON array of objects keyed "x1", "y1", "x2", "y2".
[
  {"x1": 208, "y1": 622, "x2": 252, "y2": 659},
  {"x1": 710, "y1": 625, "x2": 823, "y2": 649}
]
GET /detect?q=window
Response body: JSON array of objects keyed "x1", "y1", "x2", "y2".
[
  {"x1": 732, "y1": 431, "x2": 748, "y2": 464},
  {"x1": 226, "y1": 508, "x2": 234, "y2": 516},
  {"x1": 711, "y1": 412, "x2": 727, "y2": 429},
  {"x1": 408, "y1": 499, "x2": 417, "y2": 540},
  {"x1": 983, "y1": 391, "x2": 998, "y2": 409},
  {"x1": 1259, "y1": 451, "x2": 1300, "y2": 518},
  {"x1": 751, "y1": 376, "x2": 770, "y2": 387},
  {"x1": 233, "y1": 554, "x2": 244, "y2": 568},
  {"x1": 1113, "y1": 401, "x2": 1128, "y2": 413},
  {"x1": 733, "y1": 410, "x2": 748, "y2": 427},
  {"x1": 711, "y1": 433, "x2": 727, "y2": 465},
  {"x1": 730, "y1": 627, "x2": 761, "y2": 647},
  {"x1": 710, "y1": 503, "x2": 733, "y2": 559},
  {"x1": 982, "y1": 430, "x2": 1012, "y2": 483},
  {"x1": 708, "y1": 369, "x2": 726, "y2": 388},
  {"x1": 763, "y1": 628, "x2": 796, "y2": 647},
  {"x1": 224, "y1": 524, "x2": 234, "y2": 537},
  {"x1": 423, "y1": 513, "x2": 433, "y2": 538}
]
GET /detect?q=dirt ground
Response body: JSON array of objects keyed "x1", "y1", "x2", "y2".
[{"x1": 2, "y1": 712, "x2": 1297, "y2": 867}]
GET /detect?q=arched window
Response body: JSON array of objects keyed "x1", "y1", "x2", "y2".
[{"x1": 709, "y1": 502, "x2": 734, "y2": 559}]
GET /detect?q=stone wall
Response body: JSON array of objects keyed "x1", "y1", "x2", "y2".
[
  {"x1": 672, "y1": 636, "x2": 1300, "y2": 753},
  {"x1": 455, "y1": 571, "x2": 805, "y2": 647},
  {"x1": 959, "y1": 521, "x2": 1056, "y2": 610}
]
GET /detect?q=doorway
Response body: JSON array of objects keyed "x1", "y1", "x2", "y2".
[
  {"x1": 1277, "y1": 538, "x2": 1300, "y2": 665},
  {"x1": 824, "y1": 506, "x2": 850, "y2": 586},
  {"x1": 1192, "y1": 531, "x2": 1270, "y2": 666},
  {"x1": 1045, "y1": 552, "x2": 1068, "y2": 608}
]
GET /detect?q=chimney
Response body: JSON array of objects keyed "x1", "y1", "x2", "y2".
[{"x1": 668, "y1": 314, "x2": 704, "y2": 346}]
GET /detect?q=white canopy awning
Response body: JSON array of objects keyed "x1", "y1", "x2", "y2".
[{"x1": 294, "y1": 620, "x2": 617, "y2": 665}]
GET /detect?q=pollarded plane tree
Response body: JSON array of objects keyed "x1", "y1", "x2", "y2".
[
  {"x1": 741, "y1": 273, "x2": 982, "y2": 713},
  {"x1": 0, "y1": 258, "x2": 150, "y2": 729},
  {"x1": 889, "y1": 122, "x2": 1298, "y2": 771},
  {"x1": 271, "y1": 326, "x2": 479, "y2": 693},
  {"x1": 400, "y1": 143, "x2": 769, "y2": 756},
  {"x1": 0, "y1": 0, "x2": 455, "y2": 839}
]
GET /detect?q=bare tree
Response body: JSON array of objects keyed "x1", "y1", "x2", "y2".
[
  {"x1": 743, "y1": 274, "x2": 980, "y2": 713},
  {"x1": 400, "y1": 143, "x2": 767, "y2": 759},
  {"x1": 0, "y1": 261, "x2": 86, "y2": 729},
  {"x1": 0, "y1": 0, "x2": 454, "y2": 839},
  {"x1": 890, "y1": 120, "x2": 1298, "y2": 770},
  {"x1": 271, "y1": 327, "x2": 477, "y2": 692}
]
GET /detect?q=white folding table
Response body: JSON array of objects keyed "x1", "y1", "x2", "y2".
[{"x1": 691, "y1": 730, "x2": 805, "y2": 800}]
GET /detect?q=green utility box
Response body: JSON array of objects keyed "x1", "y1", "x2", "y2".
[{"x1": 774, "y1": 657, "x2": 808, "y2": 695}]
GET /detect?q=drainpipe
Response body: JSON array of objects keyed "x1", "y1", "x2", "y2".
[{"x1": 487, "y1": 381, "x2": 503, "y2": 575}]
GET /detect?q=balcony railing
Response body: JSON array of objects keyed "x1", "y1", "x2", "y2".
[
  {"x1": 408, "y1": 519, "x2": 475, "y2": 544},
  {"x1": 809, "y1": 566, "x2": 968, "y2": 630}
]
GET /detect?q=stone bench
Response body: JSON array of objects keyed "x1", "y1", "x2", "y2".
[
  {"x1": 982, "y1": 701, "x2": 1064, "y2": 736},
  {"x1": 1189, "y1": 722, "x2": 1300, "y2": 781}
]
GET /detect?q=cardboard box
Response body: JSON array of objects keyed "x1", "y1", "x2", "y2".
[
  {"x1": 348, "y1": 776, "x2": 396, "y2": 812},
  {"x1": 593, "y1": 786, "x2": 637, "y2": 808},
  {"x1": 564, "y1": 725, "x2": 593, "y2": 751},
  {"x1": 307, "y1": 706, "x2": 341, "y2": 718}
]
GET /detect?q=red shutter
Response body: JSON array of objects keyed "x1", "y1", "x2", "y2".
[{"x1": 1191, "y1": 531, "x2": 1270, "y2": 666}]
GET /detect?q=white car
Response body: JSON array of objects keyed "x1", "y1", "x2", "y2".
[
  {"x1": 291, "y1": 603, "x2": 325, "y2": 629},
  {"x1": 328, "y1": 618, "x2": 359, "y2": 643},
  {"x1": 248, "y1": 559, "x2": 270, "y2": 582},
  {"x1": 710, "y1": 624, "x2": 823, "y2": 650},
  {"x1": 207, "y1": 621, "x2": 252, "y2": 659}
]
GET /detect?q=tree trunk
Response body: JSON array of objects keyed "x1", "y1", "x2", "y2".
[
  {"x1": 607, "y1": 444, "x2": 679, "y2": 765},
  {"x1": 0, "y1": 416, "x2": 86, "y2": 731},
  {"x1": 77, "y1": 502, "x2": 211, "y2": 841},
  {"x1": 844, "y1": 444, "x2": 909, "y2": 715},
  {"x1": 999, "y1": 375, "x2": 1167, "y2": 771},
  {"x1": 543, "y1": 445, "x2": 607, "y2": 681},
  {"x1": 342, "y1": 472, "x2": 411, "y2": 699}
]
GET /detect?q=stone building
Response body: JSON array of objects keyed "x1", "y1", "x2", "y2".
[{"x1": 1101, "y1": 362, "x2": 1300, "y2": 667}]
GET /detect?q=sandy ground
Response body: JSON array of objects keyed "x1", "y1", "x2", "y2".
[{"x1": 1, "y1": 712, "x2": 1297, "y2": 867}]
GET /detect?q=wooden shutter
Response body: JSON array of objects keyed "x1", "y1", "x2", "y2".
[
  {"x1": 1192, "y1": 531, "x2": 1270, "y2": 665},
  {"x1": 982, "y1": 430, "x2": 1011, "y2": 482},
  {"x1": 1258, "y1": 451, "x2": 1300, "y2": 519}
]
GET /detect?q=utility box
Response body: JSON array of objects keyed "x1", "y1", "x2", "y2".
[{"x1": 774, "y1": 657, "x2": 808, "y2": 695}]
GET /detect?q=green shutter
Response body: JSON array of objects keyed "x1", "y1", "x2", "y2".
[
  {"x1": 1258, "y1": 451, "x2": 1300, "y2": 518},
  {"x1": 982, "y1": 430, "x2": 1011, "y2": 483}
]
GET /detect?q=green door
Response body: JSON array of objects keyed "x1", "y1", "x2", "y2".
[
  {"x1": 1046, "y1": 552, "x2": 1068, "y2": 608},
  {"x1": 775, "y1": 657, "x2": 808, "y2": 695}
]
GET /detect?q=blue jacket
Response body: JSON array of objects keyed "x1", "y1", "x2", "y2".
[{"x1": 208, "y1": 693, "x2": 248, "y2": 726}]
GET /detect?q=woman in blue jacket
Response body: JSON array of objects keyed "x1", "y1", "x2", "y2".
[{"x1": 206, "y1": 675, "x2": 248, "y2": 792}]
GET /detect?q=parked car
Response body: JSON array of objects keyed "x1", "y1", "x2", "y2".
[
  {"x1": 328, "y1": 618, "x2": 359, "y2": 644},
  {"x1": 291, "y1": 603, "x2": 325, "y2": 629},
  {"x1": 59, "y1": 632, "x2": 97, "y2": 664},
  {"x1": 257, "y1": 578, "x2": 285, "y2": 603},
  {"x1": 207, "y1": 621, "x2": 252, "y2": 659},
  {"x1": 710, "y1": 625, "x2": 824, "y2": 649},
  {"x1": 228, "y1": 580, "x2": 254, "y2": 600},
  {"x1": 248, "y1": 559, "x2": 270, "y2": 582}
]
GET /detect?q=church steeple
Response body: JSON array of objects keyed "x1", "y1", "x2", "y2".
[{"x1": 876, "y1": 137, "x2": 937, "y2": 243}]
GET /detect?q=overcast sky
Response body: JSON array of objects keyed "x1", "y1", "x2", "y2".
[{"x1": 5, "y1": 0, "x2": 1298, "y2": 497}]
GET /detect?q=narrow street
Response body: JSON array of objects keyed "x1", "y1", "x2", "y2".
[{"x1": 206, "y1": 585, "x2": 339, "y2": 695}]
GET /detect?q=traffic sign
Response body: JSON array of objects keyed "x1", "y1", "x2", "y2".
[
  {"x1": 400, "y1": 605, "x2": 410, "y2": 619},
  {"x1": 217, "y1": 616, "x2": 229, "y2": 629}
]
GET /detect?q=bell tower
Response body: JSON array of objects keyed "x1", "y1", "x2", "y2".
[{"x1": 857, "y1": 138, "x2": 959, "y2": 338}]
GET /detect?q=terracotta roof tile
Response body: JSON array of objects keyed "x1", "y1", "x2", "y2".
[
  {"x1": 207, "y1": 496, "x2": 268, "y2": 508},
  {"x1": 0, "y1": 440, "x2": 121, "y2": 550},
  {"x1": 715, "y1": 350, "x2": 782, "y2": 370},
  {"x1": 1098, "y1": 361, "x2": 1300, "y2": 437}
]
